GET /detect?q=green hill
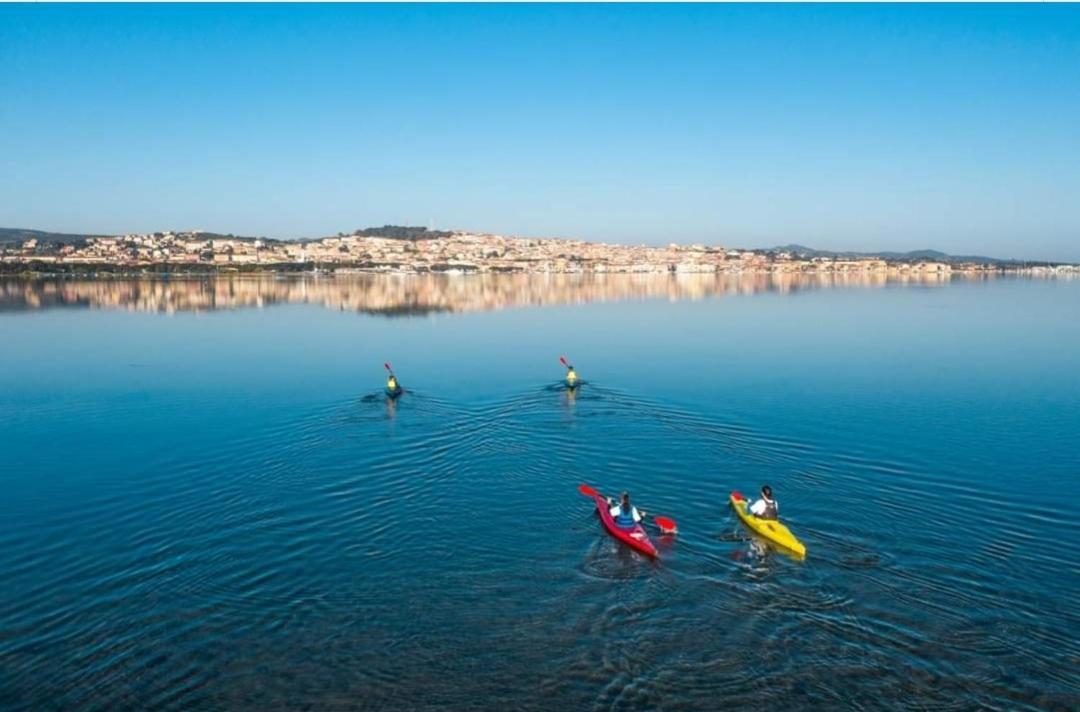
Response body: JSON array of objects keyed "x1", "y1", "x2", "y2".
[{"x1": 0, "y1": 228, "x2": 109, "y2": 246}]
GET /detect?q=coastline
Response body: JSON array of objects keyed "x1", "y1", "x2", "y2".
[
  {"x1": 2, "y1": 259, "x2": 1076, "y2": 279},
  {"x1": 2, "y1": 229, "x2": 1075, "y2": 278}
]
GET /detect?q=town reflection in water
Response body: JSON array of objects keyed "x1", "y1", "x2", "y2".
[{"x1": 0, "y1": 271, "x2": 1006, "y2": 316}]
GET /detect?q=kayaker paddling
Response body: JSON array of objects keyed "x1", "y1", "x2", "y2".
[
  {"x1": 607, "y1": 491, "x2": 646, "y2": 530},
  {"x1": 560, "y1": 355, "x2": 579, "y2": 388},
  {"x1": 748, "y1": 484, "x2": 778, "y2": 521},
  {"x1": 578, "y1": 485, "x2": 676, "y2": 557},
  {"x1": 730, "y1": 488, "x2": 804, "y2": 557},
  {"x1": 384, "y1": 362, "x2": 402, "y2": 398}
]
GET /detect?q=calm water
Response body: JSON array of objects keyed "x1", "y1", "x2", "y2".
[{"x1": 1, "y1": 274, "x2": 1078, "y2": 710}]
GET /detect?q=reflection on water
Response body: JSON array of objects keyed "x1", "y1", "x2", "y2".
[{"x1": 0, "y1": 271, "x2": 1015, "y2": 315}]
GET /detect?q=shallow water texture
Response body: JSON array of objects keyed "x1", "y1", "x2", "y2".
[{"x1": 1, "y1": 275, "x2": 1078, "y2": 710}]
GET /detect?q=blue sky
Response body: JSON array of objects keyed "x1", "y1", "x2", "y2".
[{"x1": 1, "y1": 4, "x2": 1078, "y2": 260}]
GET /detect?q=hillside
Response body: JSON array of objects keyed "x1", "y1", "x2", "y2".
[
  {"x1": 770, "y1": 244, "x2": 1035, "y2": 266},
  {"x1": 0, "y1": 228, "x2": 109, "y2": 246}
]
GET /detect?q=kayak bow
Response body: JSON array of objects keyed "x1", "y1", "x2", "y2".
[{"x1": 730, "y1": 491, "x2": 806, "y2": 558}]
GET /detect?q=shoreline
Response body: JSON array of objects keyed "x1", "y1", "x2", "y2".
[{"x1": 4, "y1": 230, "x2": 1075, "y2": 278}]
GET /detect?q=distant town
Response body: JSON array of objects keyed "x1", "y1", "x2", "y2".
[{"x1": 0, "y1": 226, "x2": 1075, "y2": 276}]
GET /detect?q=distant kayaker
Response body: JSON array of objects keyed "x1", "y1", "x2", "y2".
[
  {"x1": 566, "y1": 365, "x2": 578, "y2": 386},
  {"x1": 384, "y1": 362, "x2": 401, "y2": 395},
  {"x1": 607, "y1": 491, "x2": 645, "y2": 529},
  {"x1": 748, "y1": 484, "x2": 779, "y2": 521}
]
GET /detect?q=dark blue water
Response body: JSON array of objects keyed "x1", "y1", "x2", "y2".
[{"x1": 1, "y1": 275, "x2": 1078, "y2": 710}]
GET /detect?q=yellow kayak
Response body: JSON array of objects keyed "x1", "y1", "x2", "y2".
[{"x1": 730, "y1": 491, "x2": 806, "y2": 558}]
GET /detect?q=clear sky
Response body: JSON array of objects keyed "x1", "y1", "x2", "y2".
[{"x1": 1, "y1": 4, "x2": 1078, "y2": 260}]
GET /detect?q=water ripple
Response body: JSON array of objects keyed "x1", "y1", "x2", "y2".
[{"x1": 2, "y1": 382, "x2": 1077, "y2": 710}]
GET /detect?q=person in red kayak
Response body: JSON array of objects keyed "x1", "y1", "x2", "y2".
[
  {"x1": 607, "y1": 491, "x2": 646, "y2": 529},
  {"x1": 748, "y1": 484, "x2": 779, "y2": 520}
]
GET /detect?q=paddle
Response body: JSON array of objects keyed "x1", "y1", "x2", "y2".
[
  {"x1": 577, "y1": 484, "x2": 678, "y2": 534},
  {"x1": 384, "y1": 362, "x2": 394, "y2": 377},
  {"x1": 653, "y1": 515, "x2": 678, "y2": 535},
  {"x1": 577, "y1": 483, "x2": 600, "y2": 498},
  {"x1": 560, "y1": 355, "x2": 571, "y2": 370}
]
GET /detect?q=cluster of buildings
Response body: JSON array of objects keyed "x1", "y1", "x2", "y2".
[{"x1": 2, "y1": 229, "x2": 1075, "y2": 276}]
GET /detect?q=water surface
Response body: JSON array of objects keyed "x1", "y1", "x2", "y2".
[{"x1": 1, "y1": 274, "x2": 1077, "y2": 710}]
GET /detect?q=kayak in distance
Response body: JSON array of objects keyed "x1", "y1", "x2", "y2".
[
  {"x1": 730, "y1": 491, "x2": 807, "y2": 558},
  {"x1": 384, "y1": 361, "x2": 403, "y2": 399},
  {"x1": 560, "y1": 355, "x2": 580, "y2": 390}
]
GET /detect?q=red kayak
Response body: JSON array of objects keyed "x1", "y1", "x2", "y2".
[{"x1": 589, "y1": 492, "x2": 658, "y2": 557}]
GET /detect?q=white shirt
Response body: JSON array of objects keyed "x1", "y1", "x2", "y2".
[
  {"x1": 609, "y1": 504, "x2": 643, "y2": 523},
  {"x1": 749, "y1": 498, "x2": 778, "y2": 516}
]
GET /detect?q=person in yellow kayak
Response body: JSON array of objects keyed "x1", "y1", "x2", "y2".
[
  {"x1": 606, "y1": 491, "x2": 646, "y2": 529},
  {"x1": 748, "y1": 484, "x2": 779, "y2": 520},
  {"x1": 384, "y1": 362, "x2": 402, "y2": 396},
  {"x1": 560, "y1": 356, "x2": 579, "y2": 387}
]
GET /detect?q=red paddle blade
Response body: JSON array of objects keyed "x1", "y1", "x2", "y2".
[
  {"x1": 654, "y1": 516, "x2": 677, "y2": 534},
  {"x1": 731, "y1": 491, "x2": 744, "y2": 502},
  {"x1": 578, "y1": 484, "x2": 599, "y2": 498},
  {"x1": 560, "y1": 356, "x2": 569, "y2": 367}
]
